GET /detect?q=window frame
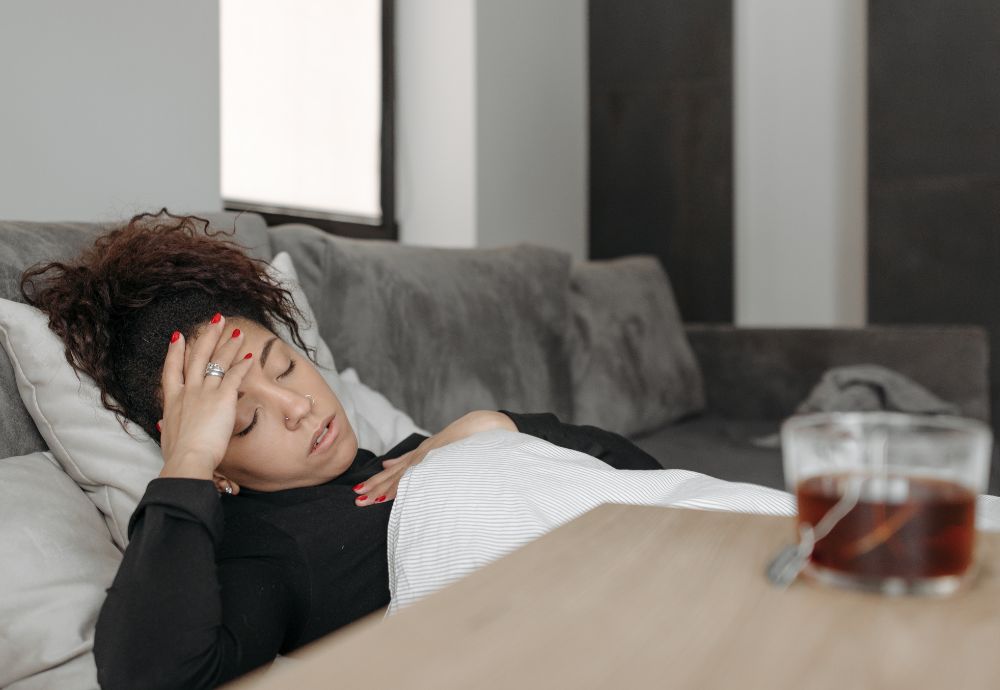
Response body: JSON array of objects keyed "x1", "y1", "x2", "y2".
[{"x1": 223, "y1": 0, "x2": 397, "y2": 241}]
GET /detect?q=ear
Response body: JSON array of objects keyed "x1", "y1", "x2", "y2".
[{"x1": 212, "y1": 472, "x2": 240, "y2": 496}]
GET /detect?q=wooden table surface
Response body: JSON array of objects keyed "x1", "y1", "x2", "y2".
[{"x1": 228, "y1": 504, "x2": 1000, "y2": 690}]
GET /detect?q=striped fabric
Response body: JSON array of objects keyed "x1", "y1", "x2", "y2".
[
  {"x1": 387, "y1": 431, "x2": 1000, "y2": 614},
  {"x1": 386, "y1": 430, "x2": 795, "y2": 614}
]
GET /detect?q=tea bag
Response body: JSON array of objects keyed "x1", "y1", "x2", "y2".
[{"x1": 767, "y1": 477, "x2": 863, "y2": 589}]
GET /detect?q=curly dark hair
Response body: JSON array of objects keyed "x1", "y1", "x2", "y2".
[{"x1": 20, "y1": 209, "x2": 315, "y2": 442}]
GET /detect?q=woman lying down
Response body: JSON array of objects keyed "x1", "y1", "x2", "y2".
[{"x1": 22, "y1": 212, "x2": 999, "y2": 690}]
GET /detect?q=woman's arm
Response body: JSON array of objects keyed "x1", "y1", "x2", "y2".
[
  {"x1": 353, "y1": 410, "x2": 661, "y2": 505},
  {"x1": 499, "y1": 411, "x2": 662, "y2": 470},
  {"x1": 353, "y1": 411, "x2": 515, "y2": 504},
  {"x1": 94, "y1": 479, "x2": 298, "y2": 690}
]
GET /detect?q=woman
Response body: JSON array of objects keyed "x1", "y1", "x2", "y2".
[{"x1": 22, "y1": 211, "x2": 661, "y2": 689}]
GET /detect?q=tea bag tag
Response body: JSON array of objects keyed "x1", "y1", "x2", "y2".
[{"x1": 766, "y1": 525, "x2": 815, "y2": 589}]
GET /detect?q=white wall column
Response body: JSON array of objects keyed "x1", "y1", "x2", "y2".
[
  {"x1": 397, "y1": 0, "x2": 587, "y2": 259},
  {"x1": 395, "y1": 0, "x2": 478, "y2": 248},
  {"x1": 475, "y1": 0, "x2": 587, "y2": 260},
  {"x1": 735, "y1": 0, "x2": 867, "y2": 326}
]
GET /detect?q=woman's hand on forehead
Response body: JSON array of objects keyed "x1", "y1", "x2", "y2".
[{"x1": 157, "y1": 314, "x2": 256, "y2": 480}]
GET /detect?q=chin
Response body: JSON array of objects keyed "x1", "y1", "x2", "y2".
[{"x1": 329, "y1": 431, "x2": 359, "y2": 475}]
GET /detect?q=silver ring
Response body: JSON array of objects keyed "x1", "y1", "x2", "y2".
[{"x1": 204, "y1": 362, "x2": 226, "y2": 378}]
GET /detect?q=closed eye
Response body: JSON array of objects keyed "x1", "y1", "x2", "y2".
[
  {"x1": 278, "y1": 358, "x2": 296, "y2": 379},
  {"x1": 236, "y1": 409, "x2": 258, "y2": 438},
  {"x1": 234, "y1": 359, "x2": 296, "y2": 437}
]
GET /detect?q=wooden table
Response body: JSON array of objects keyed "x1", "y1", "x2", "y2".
[{"x1": 229, "y1": 504, "x2": 1000, "y2": 690}]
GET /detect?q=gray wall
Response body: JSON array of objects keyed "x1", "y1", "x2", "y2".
[
  {"x1": 0, "y1": 0, "x2": 221, "y2": 221},
  {"x1": 395, "y1": 0, "x2": 477, "y2": 248},
  {"x1": 476, "y1": 0, "x2": 587, "y2": 260}
]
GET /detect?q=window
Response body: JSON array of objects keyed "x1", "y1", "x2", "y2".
[{"x1": 220, "y1": 0, "x2": 395, "y2": 239}]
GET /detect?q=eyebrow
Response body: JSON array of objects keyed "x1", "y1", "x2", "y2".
[{"x1": 259, "y1": 336, "x2": 279, "y2": 369}]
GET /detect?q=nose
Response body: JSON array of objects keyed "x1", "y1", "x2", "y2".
[{"x1": 276, "y1": 389, "x2": 312, "y2": 430}]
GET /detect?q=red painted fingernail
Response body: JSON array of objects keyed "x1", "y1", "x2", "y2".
[
  {"x1": 231, "y1": 328, "x2": 241, "y2": 339},
  {"x1": 243, "y1": 352, "x2": 253, "y2": 360},
  {"x1": 170, "y1": 331, "x2": 180, "y2": 343},
  {"x1": 155, "y1": 421, "x2": 162, "y2": 432},
  {"x1": 375, "y1": 496, "x2": 386, "y2": 503},
  {"x1": 357, "y1": 494, "x2": 368, "y2": 501},
  {"x1": 353, "y1": 483, "x2": 365, "y2": 491},
  {"x1": 211, "y1": 313, "x2": 222, "y2": 324}
]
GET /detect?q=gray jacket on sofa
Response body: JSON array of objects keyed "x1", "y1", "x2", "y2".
[{"x1": 1, "y1": 212, "x2": 994, "y2": 494}]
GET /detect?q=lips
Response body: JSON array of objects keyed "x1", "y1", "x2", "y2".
[{"x1": 308, "y1": 414, "x2": 337, "y2": 457}]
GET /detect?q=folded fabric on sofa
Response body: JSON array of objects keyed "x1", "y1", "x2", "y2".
[
  {"x1": 752, "y1": 364, "x2": 961, "y2": 448},
  {"x1": 794, "y1": 364, "x2": 960, "y2": 416}
]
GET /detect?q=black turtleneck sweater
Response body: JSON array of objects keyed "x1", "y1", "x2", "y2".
[{"x1": 93, "y1": 412, "x2": 660, "y2": 689}]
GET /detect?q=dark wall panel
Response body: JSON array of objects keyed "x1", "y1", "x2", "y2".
[
  {"x1": 868, "y1": 0, "x2": 1000, "y2": 423},
  {"x1": 589, "y1": 1, "x2": 733, "y2": 322}
]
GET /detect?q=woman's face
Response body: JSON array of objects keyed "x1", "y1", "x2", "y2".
[{"x1": 192, "y1": 317, "x2": 358, "y2": 492}]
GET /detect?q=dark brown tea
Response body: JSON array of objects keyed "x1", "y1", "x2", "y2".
[{"x1": 796, "y1": 473, "x2": 976, "y2": 579}]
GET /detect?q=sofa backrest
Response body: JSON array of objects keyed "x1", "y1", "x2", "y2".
[
  {"x1": 687, "y1": 325, "x2": 992, "y2": 422},
  {"x1": 269, "y1": 223, "x2": 575, "y2": 431}
]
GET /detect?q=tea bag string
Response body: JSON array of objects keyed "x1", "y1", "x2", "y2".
[{"x1": 766, "y1": 478, "x2": 863, "y2": 589}]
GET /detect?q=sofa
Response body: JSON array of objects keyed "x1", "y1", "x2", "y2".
[{"x1": 0, "y1": 211, "x2": 994, "y2": 688}]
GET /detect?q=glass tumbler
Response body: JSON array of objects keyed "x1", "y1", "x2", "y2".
[{"x1": 781, "y1": 412, "x2": 992, "y2": 596}]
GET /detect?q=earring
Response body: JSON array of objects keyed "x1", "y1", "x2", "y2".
[{"x1": 224, "y1": 482, "x2": 233, "y2": 495}]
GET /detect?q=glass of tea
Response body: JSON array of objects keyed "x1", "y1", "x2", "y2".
[{"x1": 781, "y1": 412, "x2": 992, "y2": 595}]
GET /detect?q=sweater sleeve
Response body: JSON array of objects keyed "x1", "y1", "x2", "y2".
[
  {"x1": 499, "y1": 411, "x2": 663, "y2": 470},
  {"x1": 94, "y1": 479, "x2": 298, "y2": 690}
]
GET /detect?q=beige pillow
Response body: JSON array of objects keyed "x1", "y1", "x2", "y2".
[
  {"x1": 0, "y1": 297, "x2": 162, "y2": 547},
  {"x1": 0, "y1": 452, "x2": 119, "y2": 689}
]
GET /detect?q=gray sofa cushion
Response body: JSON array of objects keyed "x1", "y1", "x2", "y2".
[
  {"x1": 0, "y1": 353, "x2": 46, "y2": 459},
  {"x1": 569, "y1": 256, "x2": 705, "y2": 436},
  {"x1": 270, "y1": 224, "x2": 574, "y2": 432},
  {"x1": 633, "y1": 415, "x2": 785, "y2": 490},
  {"x1": 636, "y1": 414, "x2": 1000, "y2": 496},
  {"x1": 0, "y1": 211, "x2": 269, "y2": 460}
]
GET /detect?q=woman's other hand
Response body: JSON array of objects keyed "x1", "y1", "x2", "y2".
[
  {"x1": 353, "y1": 411, "x2": 515, "y2": 506},
  {"x1": 158, "y1": 314, "x2": 255, "y2": 480}
]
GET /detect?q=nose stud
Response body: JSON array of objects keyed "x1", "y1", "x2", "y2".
[{"x1": 286, "y1": 394, "x2": 315, "y2": 421}]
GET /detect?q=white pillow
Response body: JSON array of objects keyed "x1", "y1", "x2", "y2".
[
  {"x1": 0, "y1": 298, "x2": 162, "y2": 548},
  {"x1": 0, "y1": 255, "x2": 424, "y2": 547},
  {"x1": 0, "y1": 452, "x2": 120, "y2": 689}
]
